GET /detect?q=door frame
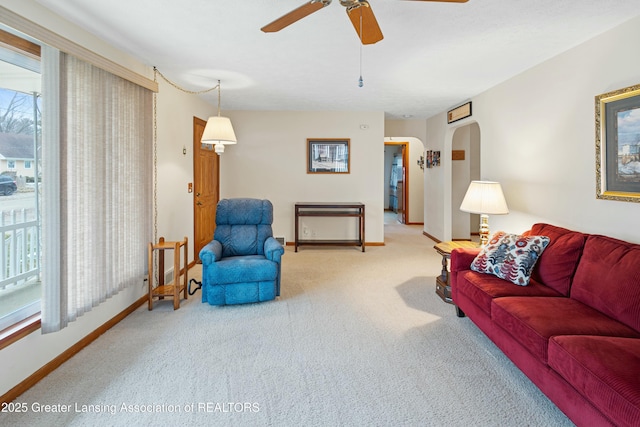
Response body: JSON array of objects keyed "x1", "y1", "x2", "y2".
[
  {"x1": 193, "y1": 116, "x2": 220, "y2": 262},
  {"x1": 384, "y1": 141, "x2": 409, "y2": 223}
]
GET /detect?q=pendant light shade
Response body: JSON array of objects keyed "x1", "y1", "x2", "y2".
[
  {"x1": 201, "y1": 116, "x2": 237, "y2": 145},
  {"x1": 200, "y1": 80, "x2": 237, "y2": 155}
]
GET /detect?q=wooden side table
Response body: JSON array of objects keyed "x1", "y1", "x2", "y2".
[
  {"x1": 148, "y1": 236, "x2": 188, "y2": 310},
  {"x1": 434, "y1": 240, "x2": 479, "y2": 304}
]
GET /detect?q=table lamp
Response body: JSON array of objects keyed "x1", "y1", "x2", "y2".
[{"x1": 459, "y1": 181, "x2": 509, "y2": 246}]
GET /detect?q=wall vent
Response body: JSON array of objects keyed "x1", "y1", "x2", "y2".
[{"x1": 275, "y1": 236, "x2": 286, "y2": 245}]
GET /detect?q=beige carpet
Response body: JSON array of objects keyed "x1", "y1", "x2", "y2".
[{"x1": 1, "y1": 221, "x2": 573, "y2": 426}]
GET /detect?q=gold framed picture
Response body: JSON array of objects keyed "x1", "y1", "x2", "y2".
[{"x1": 595, "y1": 83, "x2": 640, "y2": 202}]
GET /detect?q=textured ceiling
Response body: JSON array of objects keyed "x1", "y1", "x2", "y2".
[{"x1": 33, "y1": 0, "x2": 640, "y2": 119}]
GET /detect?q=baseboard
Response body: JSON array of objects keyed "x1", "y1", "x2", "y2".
[
  {"x1": 286, "y1": 242, "x2": 385, "y2": 247},
  {"x1": 0, "y1": 294, "x2": 147, "y2": 405},
  {"x1": 423, "y1": 231, "x2": 440, "y2": 243}
]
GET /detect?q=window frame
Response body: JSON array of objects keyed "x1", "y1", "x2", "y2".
[{"x1": 0, "y1": 27, "x2": 42, "y2": 348}]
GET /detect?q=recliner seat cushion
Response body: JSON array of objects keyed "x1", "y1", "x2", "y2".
[
  {"x1": 548, "y1": 335, "x2": 640, "y2": 427},
  {"x1": 492, "y1": 296, "x2": 640, "y2": 362},
  {"x1": 204, "y1": 255, "x2": 278, "y2": 285}
]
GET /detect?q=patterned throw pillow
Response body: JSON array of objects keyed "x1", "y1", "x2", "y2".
[{"x1": 471, "y1": 231, "x2": 550, "y2": 286}]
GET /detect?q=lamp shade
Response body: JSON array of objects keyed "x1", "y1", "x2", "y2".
[
  {"x1": 201, "y1": 116, "x2": 237, "y2": 145},
  {"x1": 460, "y1": 181, "x2": 509, "y2": 215}
]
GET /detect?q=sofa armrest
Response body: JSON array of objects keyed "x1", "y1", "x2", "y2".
[
  {"x1": 199, "y1": 240, "x2": 222, "y2": 266},
  {"x1": 450, "y1": 247, "x2": 481, "y2": 272},
  {"x1": 264, "y1": 236, "x2": 284, "y2": 263}
]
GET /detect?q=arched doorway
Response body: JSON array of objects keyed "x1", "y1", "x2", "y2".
[
  {"x1": 383, "y1": 137, "x2": 425, "y2": 230},
  {"x1": 449, "y1": 122, "x2": 481, "y2": 240},
  {"x1": 384, "y1": 141, "x2": 408, "y2": 224}
]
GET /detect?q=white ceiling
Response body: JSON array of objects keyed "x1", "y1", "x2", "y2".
[{"x1": 33, "y1": 0, "x2": 640, "y2": 120}]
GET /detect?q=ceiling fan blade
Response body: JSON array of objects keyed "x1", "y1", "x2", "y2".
[
  {"x1": 347, "y1": 1, "x2": 383, "y2": 45},
  {"x1": 261, "y1": 1, "x2": 329, "y2": 33}
]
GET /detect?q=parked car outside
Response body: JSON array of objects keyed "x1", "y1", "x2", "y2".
[{"x1": 0, "y1": 175, "x2": 17, "y2": 196}]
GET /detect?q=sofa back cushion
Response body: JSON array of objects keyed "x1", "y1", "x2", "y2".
[
  {"x1": 527, "y1": 223, "x2": 587, "y2": 296},
  {"x1": 571, "y1": 234, "x2": 640, "y2": 332}
]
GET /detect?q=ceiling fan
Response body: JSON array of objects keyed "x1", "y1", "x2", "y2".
[{"x1": 261, "y1": 0, "x2": 469, "y2": 45}]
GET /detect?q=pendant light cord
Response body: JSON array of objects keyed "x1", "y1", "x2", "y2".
[{"x1": 153, "y1": 66, "x2": 220, "y2": 95}]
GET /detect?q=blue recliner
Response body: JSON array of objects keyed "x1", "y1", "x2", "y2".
[{"x1": 199, "y1": 198, "x2": 284, "y2": 306}]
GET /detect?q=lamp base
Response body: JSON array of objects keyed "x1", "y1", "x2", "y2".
[{"x1": 479, "y1": 214, "x2": 490, "y2": 246}]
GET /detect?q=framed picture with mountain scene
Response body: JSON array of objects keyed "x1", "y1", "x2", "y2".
[
  {"x1": 307, "y1": 139, "x2": 350, "y2": 174},
  {"x1": 595, "y1": 83, "x2": 640, "y2": 202}
]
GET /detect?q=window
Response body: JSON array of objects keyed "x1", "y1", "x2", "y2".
[
  {"x1": 0, "y1": 27, "x2": 42, "y2": 332},
  {"x1": 0, "y1": 14, "x2": 155, "y2": 338}
]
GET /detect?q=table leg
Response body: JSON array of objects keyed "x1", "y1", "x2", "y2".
[
  {"x1": 440, "y1": 254, "x2": 448, "y2": 282},
  {"x1": 294, "y1": 206, "x2": 299, "y2": 252}
]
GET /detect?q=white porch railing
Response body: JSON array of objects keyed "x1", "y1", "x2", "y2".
[{"x1": 1, "y1": 209, "x2": 40, "y2": 290}]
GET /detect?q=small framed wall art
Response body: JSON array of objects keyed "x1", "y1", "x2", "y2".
[
  {"x1": 447, "y1": 102, "x2": 472, "y2": 124},
  {"x1": 307, "y1": 138, "x2": 350, "y2": 174},
  {"x1": 595, "y1": 83, "x2": 640, "y2": 202}
]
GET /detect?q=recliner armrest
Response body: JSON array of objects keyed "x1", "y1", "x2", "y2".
[
  {"x1": 199, "y1": 240, "x2": 223, "y2": 266},
  {"x1": 264, "y1": 236, "x2": 284, "y2": 263},
  {"x1": 450, "y1": 247, "x2": 481, "y2": 272}
]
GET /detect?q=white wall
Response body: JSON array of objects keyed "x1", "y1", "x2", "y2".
[
  {"x1": 155, "y1": 78, "x2": 216, "y2": 254},
  {"x1": 426, "y1": 15, "x2": 640, "y2": 244},
  {"x1": 219, "y1": 111, "x2": 385, "y2": 244}
]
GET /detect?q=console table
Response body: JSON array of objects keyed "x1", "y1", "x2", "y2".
[{"x1": 294, "y1": 202, "x2": 365, "y2": 252}]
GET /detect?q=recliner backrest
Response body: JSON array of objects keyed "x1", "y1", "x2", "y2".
[{"x1": 214, "y1": 198, "x2": 274, "y2": 257}]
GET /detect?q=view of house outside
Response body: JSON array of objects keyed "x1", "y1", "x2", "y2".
[{"x1": 0, "y1": 64, "x2": 42, "y2": 329}]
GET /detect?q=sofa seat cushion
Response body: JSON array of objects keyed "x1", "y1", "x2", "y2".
[
  {"x1": 549, "y1": 335, "x2": 640, "y2": 427},
  {"x1": 492, "y1": 297, "x2": 640, "y2": 362},
  {"x1": 205, "y1": 255, "x2": 277, "y2": 285},
  {"x1": 458, "y1": 271, "x2": 562, "y2": 316}
]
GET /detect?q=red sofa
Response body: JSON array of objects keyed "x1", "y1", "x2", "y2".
[{"x1": 450, "y1": 223, "x2": 640, "y2": 427}]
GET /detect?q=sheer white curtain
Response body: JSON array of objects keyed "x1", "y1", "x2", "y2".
[{"x1": 41, "y1": 49, "x2": 152, "y2": 333}]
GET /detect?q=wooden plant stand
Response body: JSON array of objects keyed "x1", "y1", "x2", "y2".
[{"x1": 148, "y1": 237, "x2": 188, "y2": 310}]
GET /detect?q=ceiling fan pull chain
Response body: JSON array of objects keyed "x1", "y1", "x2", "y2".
[{"x1": 358, "y1": 9, "x2": 364, "y2": 87}]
